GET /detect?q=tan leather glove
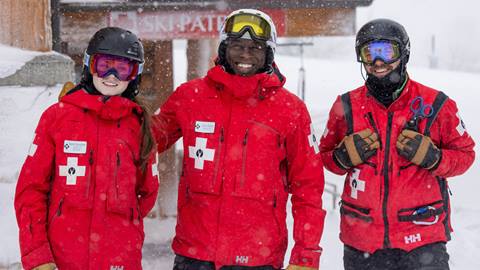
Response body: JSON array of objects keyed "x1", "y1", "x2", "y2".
[
  {"x1": 333, "y1": 128, "x2": 380, "y2": 169},
  {"x1": 286, "y1": 265, "x2": 317, "y2": 270},
  {"x1": 58, "y1": 81, "x2": 75, "y2": 101},
  {"x1": 32, "y1": 263, "x2": 57, "y2": 270},
  {"x1": 396, "y1": 129, "x2": 442, "y2": 170}
]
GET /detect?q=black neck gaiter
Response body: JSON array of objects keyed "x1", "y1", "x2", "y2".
[{"x1": 366, "y1": 63, "x2": 407, "y2": 107}]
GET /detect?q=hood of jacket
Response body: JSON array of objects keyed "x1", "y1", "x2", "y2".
[
  {"x1": 61, "y1": 89, "x2": 143, "y2": 121},
  {"x1": 206, "y1": 63, "x2": 286, "y2": 99}
]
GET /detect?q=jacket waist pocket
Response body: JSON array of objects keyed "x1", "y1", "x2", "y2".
[
  {"x1": 340, "y1": 200, "x2": 373, "y2": 223},
  {"x1": 397, "y1": 200, "x2": 444, "y2": 225}
]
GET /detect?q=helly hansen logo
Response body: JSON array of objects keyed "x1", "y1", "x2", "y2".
[
  {"x1": 404, "y1": 233, "x2": 422, "y2": 244},
  {"x1": 235, "y1": 255, "x2": 249, "y2": 264},
  {"x1": 110, "y1": 266, "x2": 124, "y2": 270}
]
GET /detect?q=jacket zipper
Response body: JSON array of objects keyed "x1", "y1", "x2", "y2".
[
  {"x1": 382, "y1": 112, "x2": 394, "y2": 248},
  {"x1": 240, "y1": 129, "x2": 249, "y2": 188},
  {"x1": 50, "y1": 198, "x2": 64, "y2": 226},
  {"x1": 212, "y1": 127, "x2": 224, "y2": 190},
  {"x1": 366, "y1": 112, "x2": 383, "y2": 150},
  {"x1": 86, "y1": 149, "x2": 94, "y2": 198},
  {"x1": 114, "y1": 151, "x2": 120, "y2": 199},
  {"x1": 272, "y1": 192, "x2": 282, "y2": 234}
]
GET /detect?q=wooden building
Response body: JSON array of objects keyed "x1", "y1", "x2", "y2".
[
  {"x1": 56, "y1": 0, "x2": 373, "y2": 217},
  {"x1": 0, "y1": 0, "x2": 52, "y2": 52}
]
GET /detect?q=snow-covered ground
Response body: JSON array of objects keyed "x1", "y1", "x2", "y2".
[
  {"x1": 0, "y1": 44, "x2": 479, "y2": 269},
  {"x1": 1, "y1": 0, "x2": 480, "y2": 268}
]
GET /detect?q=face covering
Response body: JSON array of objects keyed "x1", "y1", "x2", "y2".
[{"x1": 366, "y1": 62, "x2": 407, "y2": 107}]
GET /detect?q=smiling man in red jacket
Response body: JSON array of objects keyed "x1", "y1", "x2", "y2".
[
  {"x1": 153, "y1": 9, "x2": 326, "y2": 270},
  {"x1": 320, "y1": 19, "x2": 475, "y2": 270}
]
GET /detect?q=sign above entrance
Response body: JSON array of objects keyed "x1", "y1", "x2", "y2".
[{"x1": 109, "y1": 10, "x2": 286, "y2": 40}]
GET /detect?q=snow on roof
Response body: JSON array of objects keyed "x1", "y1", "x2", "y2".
[{"x1": 0, "y1": 44, "x2": 45, "y2": 79}]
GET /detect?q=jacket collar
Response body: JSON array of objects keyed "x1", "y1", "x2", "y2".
[
  {"x1": 206, "y1": 63, "x2": 285, "y2": 99},
  {"x1": 61, "y1": 89, "x2": 143, "y2": 120},
  {"x1": 366, "y1": 78, "x2": 416, "y2": 112}
]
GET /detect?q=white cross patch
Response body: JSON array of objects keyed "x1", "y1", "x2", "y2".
[
  {"x1": 188, "y1": 137, "x2": 215, "y2": 170},
  {"x1": 456, "y1": 112, "x2": 466, "y2": 136},
  {"x1": 322, "y1": 126, "x2": 329, "y2": 139},
  {"x1": 308, "y1": 123, "x2": 320, "y2": 154},
  {"x1": 349, "y1": 168, "x2": 365, "y2": 199},
  {"x1": 28, "y1": 133, "x2": 37, "y2": 157},
  {"x1": 152, "y1": 152, "x2": 159, "y2": 177},
  {"x1": 59, "y1": 157, "x2": 86, "y2": 185}
]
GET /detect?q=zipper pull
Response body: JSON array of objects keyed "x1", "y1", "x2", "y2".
[
  {"x1": 89, "y1": 149, "x2": 94, "y2": 165},
  {"x1": 56, "y1": 199, "x2": 64, "y2": 216},
  {"x1": 116, "y1": 152, "x2": 120, "y2": 166},
  {"x1": 220, "y1": 127, "x2": 224, "y2": 142},
  {"x1": 243, "y1": 129, "x2": 249, "y2": 145}
]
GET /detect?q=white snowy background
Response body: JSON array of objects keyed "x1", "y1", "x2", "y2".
[{"x1": 1, "y1": 0, "x2": 479, "y2": 269}]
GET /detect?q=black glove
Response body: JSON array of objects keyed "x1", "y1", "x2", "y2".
[
  {"x1": 396, "y1": 129, "x2": 442, "y2": 170},
  {"x1": 333, "y1": 128, "x2": 380, "y2": 169}
]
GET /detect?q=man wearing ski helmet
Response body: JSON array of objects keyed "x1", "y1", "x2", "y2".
[
  {"x1": 320, "y1": 18, "x2": 475, "y2": 269},
  {"x1": 153, "y1": 9, "x2": 326, "y2": 270}
]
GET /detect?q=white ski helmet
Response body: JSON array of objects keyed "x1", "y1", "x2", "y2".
[
  {"x1": 217, "y1": 9, "x2": 278, "y2": 73},
  {"x1": 219, "y1": 8, "x2": 277, "y2": 51}
]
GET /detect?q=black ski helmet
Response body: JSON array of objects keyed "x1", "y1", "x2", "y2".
[
  {"x1": 80, "y1": 27, "x2": 144, "y2": 99},
  {"x1": 355, "y1": 18, "x2": 410, "y2": 64},
  {"x1": 86, "y1": 27, "x2": 144, "y2": 62}
]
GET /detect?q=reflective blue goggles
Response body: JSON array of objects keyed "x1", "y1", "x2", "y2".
[{"x1": 358, "y1": 40, "x2": 402, "y2": 64}]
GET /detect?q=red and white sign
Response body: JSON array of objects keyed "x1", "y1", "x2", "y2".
[{"x1": 109, "y1": 10, "x2": 286, "y2": 40}]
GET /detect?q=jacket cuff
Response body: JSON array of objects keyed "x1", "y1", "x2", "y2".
[
  {"x1": 289, "y1": 245, "x2": 321, "y2": 269},
  {"x1": 333, "y1": 151, "x2": 350, "y2": 171},
  {"x1": 431, "y1": 150, "x2": 448, "y2": 176},
  {"x1": 22, "y1": 242, "x2": 55, "y2": 270}
]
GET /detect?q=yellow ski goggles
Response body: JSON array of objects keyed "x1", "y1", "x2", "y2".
[{"x1": 224, "y1": 13, "x2": 272, "y2": 41}]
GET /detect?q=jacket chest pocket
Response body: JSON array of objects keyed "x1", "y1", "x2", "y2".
[
  {"x1": 106, "y1": 139, "x2": 139, "y2": 216},
  {"x1": 233, "y1": 121, "x2": 285, "y2": 201},
  {"x1": 183, "y1": 121, "x2": 223, "y2": 195},
  {"x1": 55, "y1": 120, "x2": 93, "y2": 209}
]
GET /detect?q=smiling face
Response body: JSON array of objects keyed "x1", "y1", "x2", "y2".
[
  {"x1": 92, "y1": 73, "x2": 130, "y2": 96},
  {"x1": 364, "y1": 59, "x2": 401, "y2": 78},
  {"x1": 225, "y1": 38, "x2": 267, "y2": 76}
]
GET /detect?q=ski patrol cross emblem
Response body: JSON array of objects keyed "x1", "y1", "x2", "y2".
[
  {"x1": 308, "y1": 123, "x2": 320, "y2": 154},
  {"x1": 59, "y1": 157, "x2": 86, "y2": 185},
  {"x1": 349, "y1": 168, "x2": 365, "y2": 199},
  {"x1": 188, "y1": 137, "x2": 215, "y2": 170}
]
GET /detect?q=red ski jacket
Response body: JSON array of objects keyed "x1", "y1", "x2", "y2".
[
  {"x1": 15, "y1": 90, "x2": 159, "y2": 270},
  {"x1": 153, "y1": 65, "x2": 326, "y2": 269},
  {"x1": 320, "y1": 78, "x2": 475, "y2": 253}
]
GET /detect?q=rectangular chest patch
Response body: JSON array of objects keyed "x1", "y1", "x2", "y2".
[
  {"x1": 64, "y1": 140, "x2": 87, "y2": 154},
  {"x1": 195, "y1": 121, "x2": 215, "y2": 134}
]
